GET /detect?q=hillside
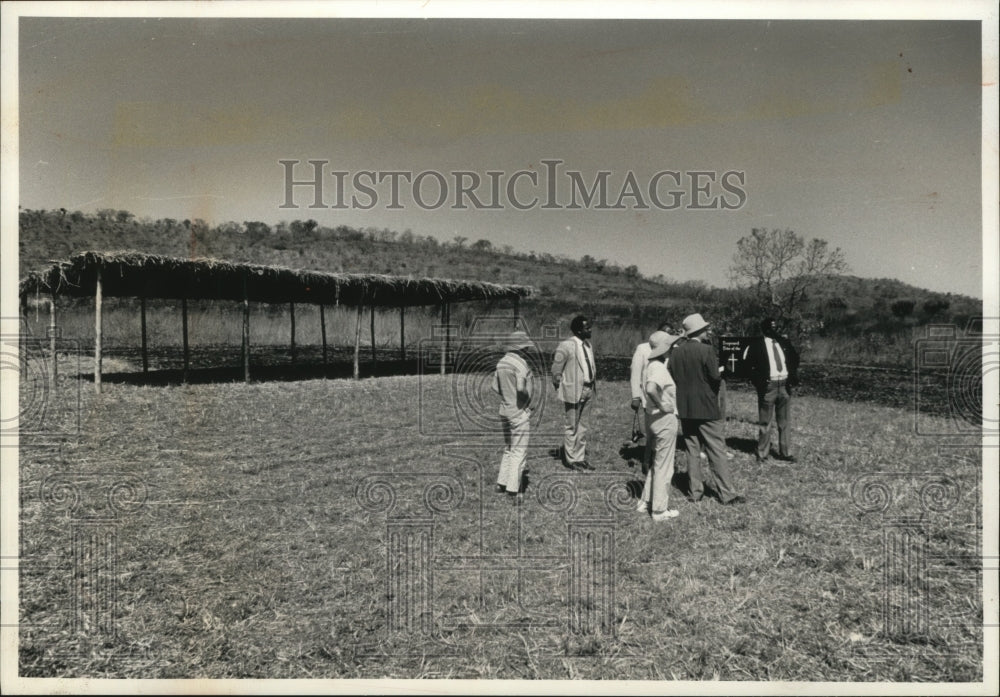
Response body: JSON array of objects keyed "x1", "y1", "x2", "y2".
[
  {"x1": 18, "y1": 208, "x2": 981, "y2": 343},
  {"x1": 17, "y1": 208, "x2": 715, "y2": 322}
]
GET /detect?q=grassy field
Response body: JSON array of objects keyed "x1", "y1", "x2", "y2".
[{"x1": 17, "y1": 360, "x2": 984, "y2": 681}]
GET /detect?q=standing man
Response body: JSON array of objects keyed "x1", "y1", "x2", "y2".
[
  {"x1": 742, "y1": 317, "x2": 800, "y2": 463},
  {"x1": 552, "y1": 315, "x2": 596, "y2": 469},
  {"x1": 494, "y1": 330, "x2": 534, "y2": 499},
  {"x1": 637, "y1": 330, "x2": 682, "y2": 520},
  {"x1": 629, "y1": 321, "x2": 675, "y2": 469},
  {"x1": 668, "y1": 313, "x2": 746, "y2": 505}
]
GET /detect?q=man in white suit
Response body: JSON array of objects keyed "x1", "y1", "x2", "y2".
[{"x1": 551, "y1": 315, "x2": 596, "y2": 469}]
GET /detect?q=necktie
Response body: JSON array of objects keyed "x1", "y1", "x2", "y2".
[
  {"x1": 771, "y1": 339, "x2": 784, "y2": 373},
  {"x1": 583, "y1": 341, "x2": 594, "y2": 381}
]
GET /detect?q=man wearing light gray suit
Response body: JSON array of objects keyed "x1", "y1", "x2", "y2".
[{"x1": 551, "y1": 315, "x2": 596, "y2": 469}]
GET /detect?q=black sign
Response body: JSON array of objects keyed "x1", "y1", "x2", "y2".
[{"x1": 718, "y1": 336, "x2": 752, "y2": 379}]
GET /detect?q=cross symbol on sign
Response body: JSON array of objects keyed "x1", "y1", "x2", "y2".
[{"x1": 727, "y1": 354, "x2": 738, "y2": 372}]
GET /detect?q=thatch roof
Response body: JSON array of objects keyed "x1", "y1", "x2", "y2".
[{"x1": 19, "y1": 251, "x2": 534, "y2": 308}]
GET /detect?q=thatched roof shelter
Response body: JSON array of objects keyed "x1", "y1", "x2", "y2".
[
  {"x1": 19, "y1": 251, "x2": 534, "y2": 391},
  {"x1": 19, "y1": 251, "x2": 534, "y2": 307}
]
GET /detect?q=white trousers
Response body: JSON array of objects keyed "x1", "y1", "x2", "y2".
[
  {"x1": 639, "y1": 411, "x2": 678, "y2": 513},
  {"x1": 498, "y1": 410, "x2": 530, "y2": 492}
]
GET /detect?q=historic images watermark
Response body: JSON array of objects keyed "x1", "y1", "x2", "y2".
[
  {"x1": 913, "y1": 318, "x2": 999, "y2": 437},
  {"x1": 849, "y1": 460, "x2": 988, "y2": 660},
  {"x1": 352, "y1": 450, "x2": 636, "y2": 658},
  {"x1": 279, "y1": 159, "x2": 747, "y2": 211},
  {"x1": 38, "y1": 475, "x2": 148, "y2": 639},
  {"x1": 1, "y1": 317, "x2": 81, "y2": 447},
  {"x1": 15, "y1": 473, "x2": 150, "y2": 670}
]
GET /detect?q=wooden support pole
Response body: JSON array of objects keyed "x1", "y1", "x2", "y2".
[
  {"x1": 242, "y1": 274, "x2": 250, "y2": 383},
  {"x1": 140, "y1": 294, "x2": 148, "y2": 374},
  {"x1": 399, "y1": 305, "x2": 406, "y2": 361},
  {"x1": 513, "y1": 295, "x2": 520, "y2": 320},
  {"x1": 320, "y1": 303, "x2": 327, "y2": 366},
  {"x1": 353, "y1": 304, "x2": 363, "y2": 380},
  {"x1": 440, "y1": 302, "x2": 449, "y2": 375},
  {"x1": 370, "y1": 305, "x2": 376, "y2": 365},
  {"x1": 94, "y1": 265, "x2": 103, "y2": 394},
  {"x1": 446, "y1": 303, "x2": 452, "y2": 370},
  {"x1": 20, "y1": 294, "x2": 28, "y2": 378},
  {"x1": 49, "y1": 295, "x2": 57, "y2": 386},
  {"x1": 289, "y1": 302, "x2": 297, "y2": 366},
  {"x1": 181, "y1": 297, "x2": 190, "y2": 383}
]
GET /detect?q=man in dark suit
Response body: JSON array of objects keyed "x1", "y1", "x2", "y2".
[
  {"x1": 668, "y1": 313, "x2": 745, "y2": 505},
  {"x1": 742, "y1": 317, "x2": 800, "y2": 463}
]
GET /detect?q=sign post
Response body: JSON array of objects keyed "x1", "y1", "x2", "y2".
[{"x1": 718, "y1": 336, "x2": 752, "y2": 380}]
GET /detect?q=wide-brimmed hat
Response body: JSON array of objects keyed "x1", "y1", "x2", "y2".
[
  {"x1": 647, "y1": 330, "x2": 681, "y2": 359},
  {"x1": 681, "y1": 313, "x2": 710, "y2": 337},
  {"x1": 504, "y1": 330, "x2": 533, "y2": 352}
]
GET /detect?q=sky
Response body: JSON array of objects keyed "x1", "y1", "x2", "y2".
[{"x1": 13, "y1": 10, "x2": 991, "y2": 298}]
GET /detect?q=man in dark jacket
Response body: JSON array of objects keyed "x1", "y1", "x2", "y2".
[
  {"x1": 668, "y1": 313, "x2": 745, "y2": 505},
  {"x1": 742, "y1": 317, "x2": 800, "y2": 463}
]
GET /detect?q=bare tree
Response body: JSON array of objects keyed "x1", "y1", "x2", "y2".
[{"x1": 728, "y1": 228, "x2": 848, "y2": 321}]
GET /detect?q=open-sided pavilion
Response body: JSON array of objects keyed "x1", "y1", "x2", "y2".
[{"x1": 18, "y1": 251, "x2": 534, "y2": 392}]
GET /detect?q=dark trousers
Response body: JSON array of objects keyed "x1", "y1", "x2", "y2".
[
  {"x1": 718, "y1": 378, "x2": 728, "y2": 423},
  {"x1": 680, "y1": 418, "x2": 738, "y2": 502},
  {"x1": 756, "y1": 381, "x2": 791, "y2": 459}
]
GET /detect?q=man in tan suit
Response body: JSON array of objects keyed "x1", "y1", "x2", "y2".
[{"x1": 551, "y1": 315, "x2": 596, "y2": 469}]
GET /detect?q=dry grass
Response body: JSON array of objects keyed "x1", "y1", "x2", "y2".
[{"x1": 17, "y1": 361, "x2": 984, "y2": 681}]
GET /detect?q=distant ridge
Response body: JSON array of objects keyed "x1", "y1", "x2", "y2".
[{"x1": 19, "y1": 208, "x2": 981, "y2": 334}]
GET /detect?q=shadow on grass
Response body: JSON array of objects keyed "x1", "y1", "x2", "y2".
[
  {"x1": 617, "y1": 442, "x2": 645, "y2": 467},
  {"x1": 726, "y1": 436, "x2": 758, "y2": 456},
  {"x1": 671, "y1": 470, "x2": 691, "y2": 497},
  {"x1": 546, "y1": 447, "x2": 599, "y2": 471},
  {"x1": 81, "y1": 359, "x2": 423, "y2": 386}
]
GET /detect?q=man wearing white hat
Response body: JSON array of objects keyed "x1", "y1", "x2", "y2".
[
  {"x1": 494, "y1": 330, "x2": 534, "y2": 499},
  {"x1": 637, "y1": 330, "x2": 683, "y2": 520},
  {"x1": 668, "y1": 313, "x2": 746, "y2": 506}
]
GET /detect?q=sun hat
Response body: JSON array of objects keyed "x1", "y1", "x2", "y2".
[
  {"x1": 681, "y1": 313, "x2": 710, "y2": 337},
  {"x1": 647, "y1": 330, "x2": 681, "y2": 359},
  {"x1": 504, "y1": 330, "x2": 533, "y2": 352}
]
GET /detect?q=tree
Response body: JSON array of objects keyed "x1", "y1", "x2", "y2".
[
  {"x1": 923, "y1": 298, "x2": 950, "y2": 317},
  {"x1": 891, "y1": 299, "x2": 916, "y2": 318},
  {"x1": 728, "y1": 227, "x2": 848, "y2": 322},
  {"x1": 217, "y1": 221, "x2": 244, "y2": 237},
  {"x1": 825, "y1": 296, "x2": 848, "y2": 312},
  {"x1": 289, "y1": 219, "x2": 318, "y2": 235}
]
